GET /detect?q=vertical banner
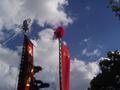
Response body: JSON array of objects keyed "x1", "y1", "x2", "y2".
[
  {"x1": 62, "y1": 44, "x2": 70, "y2": 90},
  {"x1": 17, "y1": 35, "x2": 34, "y2": 90},
  {"x1": 25, "y1": 35, "x2": 34, "y2": 90}
]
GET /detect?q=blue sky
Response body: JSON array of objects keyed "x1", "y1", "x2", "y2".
[
  {"x1": 3, "y1": 0, "x2": 120, "y2": 62},
  {"x1": 63, "y1": 0, "x2": 120, "y2": 61},
  {"x1": 0, "y1": 0, "x2": 120, "y2": 90}
]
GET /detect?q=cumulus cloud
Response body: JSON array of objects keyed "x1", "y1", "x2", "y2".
[
  {"x1": 0, "y1": 0, "x2": 72, "y2": 43},
  {"x1": 0, "y1": 0, "x2": 73, "y2": 89},
  {"x1": 0, "y1": 29, "x2": 100, "y2": 90},
  {"x1": 0, "y1": 0, "x2": 72, "y2": 30},
  {"x1": 71, "y1": 59, "x2": 99, "y2": 90},
  {"x1": 0, "y1": 45, "x2": 19, "y2": 90},
  {"x1": 0, "y1": 0, "x2": 99, "y2": 89},
  {"x1": 32, "y1": 29, "x2": 59, "y2": 90},
  {"x1": 0, "y1": 61, "x2": 18, "y2": 90},
  {"x1": 32, "y1": 29, "x2": 100, "y2": 90}
]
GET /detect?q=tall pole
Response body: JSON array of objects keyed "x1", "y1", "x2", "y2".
[
  {"x1": 54, "y1": 27, "x2": 64, "y2": 90},
  {"x1": 59, "y1": 38, "x2": 62, "y2": 90},
  {"x1": 17, "y1": 19, "x2": 33, "y2": 90}
]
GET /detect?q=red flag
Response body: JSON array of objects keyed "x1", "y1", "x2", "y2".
[{"x1": 62, "y1": 44, "x2": 70, "y2": 90}]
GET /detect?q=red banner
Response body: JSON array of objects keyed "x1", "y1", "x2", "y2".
[
  {"x1": 25, "y1": 35, "x2": 34, "y2": 90},
  {"x1": 62, "y1": 44, "x2": 70, "y2": 90},
  {"x1": 17, "y1": 35, "x2": 34, "y2": 90}
]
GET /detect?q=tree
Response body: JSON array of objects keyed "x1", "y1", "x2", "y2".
[
  {"x1": 108, "y1": 0, "x2": 120, "y2": 19},
  {"x1": 89, "y1": 50, "x2": 120, "y2": 90}
]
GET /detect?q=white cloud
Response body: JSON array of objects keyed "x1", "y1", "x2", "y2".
[
  {"x1": 0, "y1": 45, "x2": 19, "y2": 90},
  {"x1": 0, "y1": 61, "x2": 18, "y2": 90},
  {"x1": 83, "y1": 38, "x2": 91, "y2": 43},
  {"x1": 80, "y1": 37, "x2": 91, "y2": 46},
  {"x1": 0, "y1": 29, "x2": 100, "y2": 90},
  {"x1": 0, "y1": 0, "x2": 99, "y2": 87},
  {"x1": 0, "y1": 0, "x2": 72, "y2": 31},
  {"x1": 71, "y1": 59, "x2": 99, "y2": 90},
  {"x1": 0, "y1": 0, "x2": 101, "y2": 90},
  {"x1": 0, "y1": 0, "x2": 72, "y2": 43},
  {"x1": 0, "y1": 45, "x2": 20, "y2": 67},
  {"x1": 0, "y1": 0, "x2": 73, "y2": 89},
  {"x1": 32, "y1": 29, "x2": 60, "y2": 90},
  {"x1": 0, "y1": 31, "x2": 4, "y2": 41},
  {"x1": 32, "y1": 29, "x2": 100, "y2": 90},
  {"x1": 82, "y1": 48, "x2": 101, "y2": 57}
]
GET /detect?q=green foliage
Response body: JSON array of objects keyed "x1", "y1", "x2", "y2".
[
  {"x1": 89, "y1": 50, "x2": 120, "y2": 90},
  {"x1": 108, "y1": 0, "x2": 120, "y2": 19}
]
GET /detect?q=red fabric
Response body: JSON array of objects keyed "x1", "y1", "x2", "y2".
[
  {"x1": 62, "y1": 44, "x2": 70, "y2": 90},
  {"x1": 54, "y1": 27, "x2": 64, "y2": 38},
  {"x1": 25, "y1": 37, "x2": 34, "y2": 90},
  {"x1": 17, "y1": 35, "x2": 34, "y2": 90}
]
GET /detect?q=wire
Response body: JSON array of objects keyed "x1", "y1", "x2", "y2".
[{"x1": 2, "y1": 30, "x2": 22, "y2": 45}]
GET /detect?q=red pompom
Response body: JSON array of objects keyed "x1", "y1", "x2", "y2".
[{"x1": 54, "y1": 27, "x2": 65, "y2": 38}]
